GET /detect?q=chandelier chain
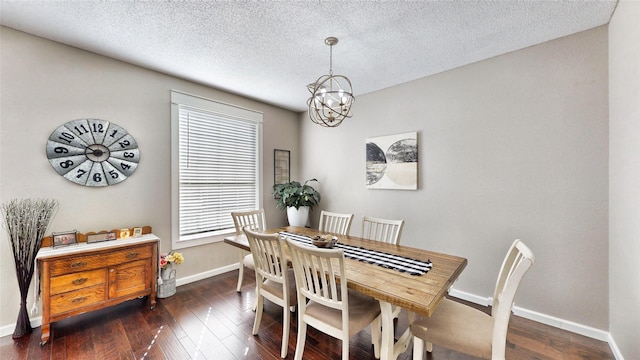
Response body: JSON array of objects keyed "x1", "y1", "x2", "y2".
[{"x1": 329, "y1": 43, "x2": 333, "y2": 76}]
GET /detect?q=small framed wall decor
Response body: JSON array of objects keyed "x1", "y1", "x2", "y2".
[
  {"x1": 274, "y1": 149, "x2": 290, "y2": 185},
  {"x1": 120, "y1": 228, "x2": 131, "y2": 239},
  {"x1": 87, "y1": 231, "x2": 117, "y2": 244},
  {"x1": 133, "y1": 227, "x2": 143, "y2": 237},
  {"x1": 52, "y1": 230, "x2": 78, "y2": 248}
]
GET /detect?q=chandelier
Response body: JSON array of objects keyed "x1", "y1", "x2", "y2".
[{"x1": 307, "y1": 37, "x2": 354, "y2": 127}]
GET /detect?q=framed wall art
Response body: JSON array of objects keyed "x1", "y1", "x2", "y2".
[
  {"x1": 366, "y1": 131, "x2": 418, "y2": 190},
  {"x1": 120, "y1": 228, "x2": 131, "y2": 239},
  {"x1": 274, "y1": 149, "x2": 290, "y2": 185},
  {"x1": 87, "y1": 231, "x2": 117, "y2": 244},
  {"x1": 52, "y1": 230, "x2": 78, "y2": 248}
]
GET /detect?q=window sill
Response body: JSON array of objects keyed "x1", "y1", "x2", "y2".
[{"x1": 172, "y1": 229, "x2": 236, "y2": 250}]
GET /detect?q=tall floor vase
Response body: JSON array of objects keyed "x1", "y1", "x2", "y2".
[{"x1": 1, "y1": 198, "x2": 58, "y2": 338}]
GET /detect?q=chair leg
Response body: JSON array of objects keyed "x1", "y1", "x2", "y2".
[
  {"x1": 413, "y1": 336, "x2": 425, "y2": 360},
  {"x1": 281, "y1": 302, "x2": 290, "y2": 358},
  {"x1": 236, "y1": 251, "x2": 245, "y2": 292},
  {"x1": 294, "y1": 321, "x2": 307, "y2": 360},
  {"x1": 252, "y1": 293, "x2": 264, "y2": 335},
  {"x1": 252, "y1": 284, "x2": 258, "y2": 311},
  {"x1": 342, "y1": 338, "x2": 349, "y2": 360}
]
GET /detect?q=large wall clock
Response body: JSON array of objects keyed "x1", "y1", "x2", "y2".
[{"x1": 46, "y1": 119, "x2": 140, "y2": 187}]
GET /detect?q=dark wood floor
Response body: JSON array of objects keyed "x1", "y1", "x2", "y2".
[{"x1": 1, "y1": 270, "x2": 615, "y2": 359}]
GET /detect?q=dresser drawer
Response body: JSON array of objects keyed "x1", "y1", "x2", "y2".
[
  {"x1": 49, "y1": 254, "x2": 107, "y2": 276},
  {"x1": 107, "y1": 245, "x2": 152, "y2": 264},
  {"x1": 50, "y1": 284, "x2": 106, "y2": 315},
  {"x1": 50, "y1": 269, "x2": 106, "y2": 296}
]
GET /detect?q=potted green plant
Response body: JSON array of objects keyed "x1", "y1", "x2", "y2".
[{"x1": 273, "y1": 178, "x2": 321, "y2": 227}]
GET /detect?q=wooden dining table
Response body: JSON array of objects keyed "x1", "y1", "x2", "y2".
[{"x1": 224, "y1": 226, "x2": 467, "y2": 360}]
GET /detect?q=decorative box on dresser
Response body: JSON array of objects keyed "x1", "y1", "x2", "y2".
[{"x1": 36, "y1": 233, "x2": 159, "y2": 345}]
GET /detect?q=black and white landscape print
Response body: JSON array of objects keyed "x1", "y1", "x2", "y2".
[{"x1": 366, "y1": 131, "x2": 417, "y2": 190}]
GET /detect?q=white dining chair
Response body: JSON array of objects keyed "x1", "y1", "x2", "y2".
[
  {"x1": 361, "y1": 216, "x2": 405, "y2": 320},
  {"x1": 409, "y1": 239, "x2": 535, "y2": 360},
  {"x1": 285, "y1": 237, "x2": 382, "y2": 360},
  {"x1": 361, "y1": 216, "x2": 405, "y2": 245},
  {"x1": 318, "y1": 210, "x2": 354, "y2": 236},
  {"x1": 244, "y1": 227, "x2": 297, "y2": 358},
  {"x1": 230, "y1": 209, "x2": 266, "y2": 293}
]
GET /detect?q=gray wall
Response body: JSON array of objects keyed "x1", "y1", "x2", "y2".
[
  {"x1": 0, "y1": 26, "x2": 298, "y2": 331},
  {"x1": 609, "y1": 1, "x2": 640, "y2": 359},
  {"x1": 300, "y1": 27, "x2": 610, "y2": 331}
]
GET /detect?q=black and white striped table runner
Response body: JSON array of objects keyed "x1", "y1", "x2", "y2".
[{"x1": 280, "y1": 231, "x2": 432, "y2": 276}]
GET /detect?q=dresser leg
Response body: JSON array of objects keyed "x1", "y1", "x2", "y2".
[{"x1": 40, "y1": 324, "x2": 50, "y2": 346}]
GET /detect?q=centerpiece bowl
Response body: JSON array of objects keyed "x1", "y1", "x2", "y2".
[{"x1": 311, "y1": 235, "x2": 338, "y2": 248}]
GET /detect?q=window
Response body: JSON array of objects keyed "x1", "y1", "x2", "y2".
[{"x1": 171, "y1": 90, "x2": 263, "y2": 249}]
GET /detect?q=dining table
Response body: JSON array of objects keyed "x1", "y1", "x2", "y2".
[{"x1": 224, "y1": 226, "x2": 467, "y2": 360}]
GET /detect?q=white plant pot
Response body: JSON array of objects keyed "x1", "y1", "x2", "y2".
[{"x1": 287, "y1": 206, "x2": 309, "y2": 227}]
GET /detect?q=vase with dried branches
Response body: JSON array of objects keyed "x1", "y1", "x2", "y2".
[{"x1": 1, "y1": 198, "x2": 58, "y2": 338}]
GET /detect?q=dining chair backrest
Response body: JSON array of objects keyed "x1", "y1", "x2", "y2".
[
  {"x1": 318, "y1": 210, "x2": 354, "y2": 235},
  {"x1": 243, "y1": 227, "x2": 296, "y2": 358},
  {"x1": 244, "y1": 227, "x2": 289, "y2": 285},
  {"x1": 286, "y1": 238, "x2": 347, "y2": 311},
  {"x1": 231, "y1": 209, "x2": 266, "y2": 294},
  {"x1": 490, "y1": 239, "x2": 535, "y2": 358},
  {"x1": 361, "y1": 216, "x2": 405, "y2": 245},
  {"x1": 231, "y1": 209, "x2": 266, "y2": 235}
]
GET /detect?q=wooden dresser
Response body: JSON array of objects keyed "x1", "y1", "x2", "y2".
[{"x1": 36, "y1": 234, "x2": 159, "y2": 345}]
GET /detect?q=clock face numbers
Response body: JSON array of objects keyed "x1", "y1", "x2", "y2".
[{"x1": 46, "y1": 119, "x2": 140, "y2": 187}]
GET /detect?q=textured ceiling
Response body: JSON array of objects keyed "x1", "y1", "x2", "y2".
[{"x1": 0, "y1": 1, "x2": 618, "y2": 112}]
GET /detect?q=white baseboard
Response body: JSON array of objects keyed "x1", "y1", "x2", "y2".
[
  {"x1": 175, "y1": 263, "x2": 238, "y2": 286},
  {"x1": 512, "y1": 305, "x2": 609, "y2": 341},
  {"x1": 449, "y1": 288, "x2": 624, "y2": 360},
  {"x1": 448, "y1": 287, "x2": 492, "y2": 306},
  {"x1": 607, "y1": 333, "x2": 625, "y2": 360},
  {"x1": 0, "y1": 316, "x2": 42, "y2": 338}
]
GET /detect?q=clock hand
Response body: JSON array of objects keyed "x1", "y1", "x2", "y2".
[{"x1": 85, "y1": 148, "x2": 107, "y2": 157}]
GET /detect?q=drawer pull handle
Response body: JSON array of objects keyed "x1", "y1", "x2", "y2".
[
  {"x1": 72, "y1": 278, "x2": 88, "y2": 285},
  {"x1": 70, "y1": 261, "x2": 87, "y2": 268},
  {"x1": 71, "y1": 296, "x2": 87, "y2": 304},
  {"x1": 126, "y1": 252, "x2": 138, "y2": 258}
]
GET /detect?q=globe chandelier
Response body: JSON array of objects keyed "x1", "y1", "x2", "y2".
[{"x1": 307, "y1": 37, "x2": 354, "y2": 127}]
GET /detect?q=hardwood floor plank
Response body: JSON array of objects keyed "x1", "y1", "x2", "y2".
[
  {"x1": 51, "y1": 337, "x2": 67, "y2": 360},
  {"x1": 151, "y1": 323, "x2": 192, "y2": 359},
  {"x1": 120, "y1": 309, "x2": 166, "y2": 359},
  {"x1": 160, "y1": 291, "x2": 236, "y2": 359},
  {"x1": 25, "y1": 329, "x2": 51, "y2": 360},
  {"x1": 0, "y1": 333, "x2": 29, "y2": 360},
  {"x1": 60, "y1": 314, "x2": 97, "y2": 360},
  {"x1": 140, "y1": 302, "x2": 194, "y2": 359},
  {"x1": 0, "y1": 269, "x2": 615, "y2": 359},
  {"x1": 90, "y1": 315, "x2": 134, "y2": 359}
]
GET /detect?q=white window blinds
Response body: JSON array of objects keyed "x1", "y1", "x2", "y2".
[{"x1": 171, "y1": 91, "x2": 263, "y2": 244}]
